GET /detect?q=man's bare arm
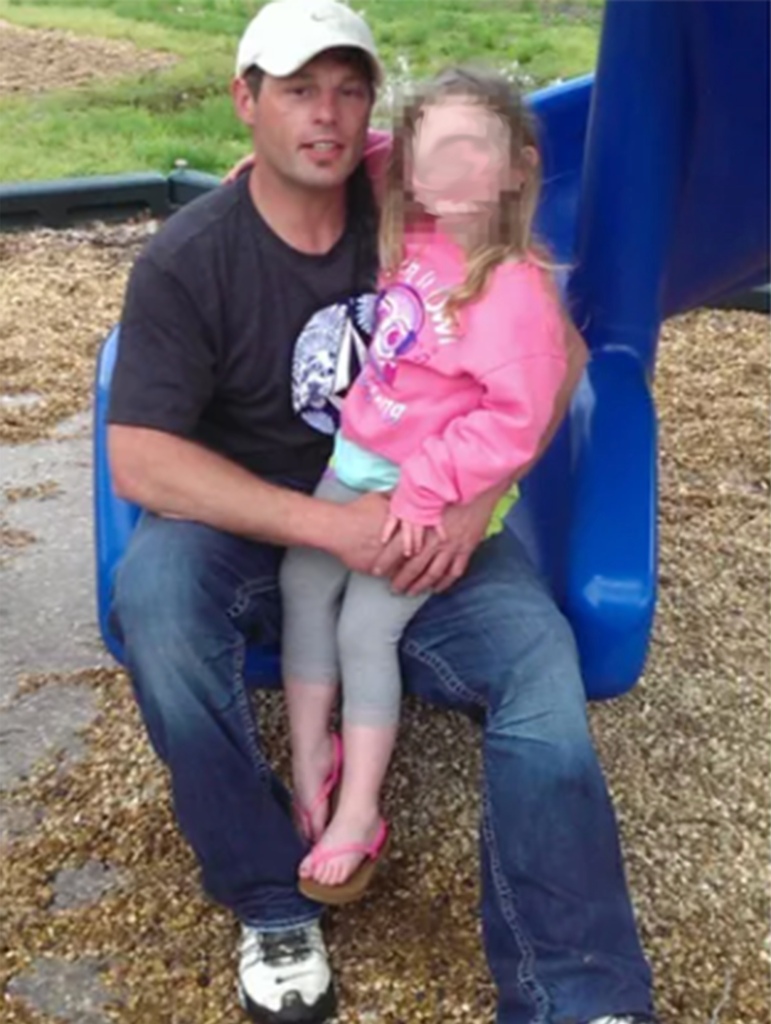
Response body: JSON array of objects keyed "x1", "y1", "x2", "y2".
[{"x1": 109, "y1": 425, "x2": 389, "y2": 572}]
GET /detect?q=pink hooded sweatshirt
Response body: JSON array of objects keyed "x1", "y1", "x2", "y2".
[{"x1": 339, "y1": 220, "x2": 568, "y2": 526}]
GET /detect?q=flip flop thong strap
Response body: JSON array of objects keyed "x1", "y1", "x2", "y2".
[{"x1": 309, "y1": 820, "x2": 388, "y2": 867}]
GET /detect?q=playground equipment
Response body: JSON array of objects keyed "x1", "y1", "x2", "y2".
[{"x1": 87, "y1": 0, "x2": 769, "y2": 698}]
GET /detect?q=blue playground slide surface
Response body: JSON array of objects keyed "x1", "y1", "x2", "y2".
[{"x1": 94, "y1": 0, "x2": 770, "y2": 699}]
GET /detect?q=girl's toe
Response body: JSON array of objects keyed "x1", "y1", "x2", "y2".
[{"x1": 315, "y1": 862, "x2": 330, "y2": 885}]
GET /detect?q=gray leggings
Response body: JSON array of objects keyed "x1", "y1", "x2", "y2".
[{"x1": 280, "y1": 475, "x2": 429, "y2": 727}]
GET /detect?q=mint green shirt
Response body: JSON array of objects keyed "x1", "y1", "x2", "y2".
[
  {"x1": 332, "y1": 432, "x2": 400, "y2": 492},
  {"x1": 331, "y1": 433, "x2": 518, "y2": 538}
]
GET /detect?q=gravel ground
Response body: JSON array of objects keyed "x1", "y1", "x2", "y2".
[
  {"x1": 0, "y1": 223, "x2": 155, "y2": 444},
  {"x1": 0, "y1": 20, "x2": 176, "y2": 97},
  {"x1": 0, "y1": 223, "x2": 768, "y2": 1024}
]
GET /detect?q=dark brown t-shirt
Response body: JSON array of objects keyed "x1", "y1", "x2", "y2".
[{"x1": 109, "y1": 169, "x2": 378, "y2": 487}]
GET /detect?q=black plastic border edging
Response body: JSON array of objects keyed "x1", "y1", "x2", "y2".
[
  {"x1": 709, "y1": 282, "x2": 770, "y2": 314},
  {"x1": 0, "y1": 169, "x2": 220, "y2": 231},
  {"x1": 0, "y1": 169, "x2": 767, "y2": 313}
]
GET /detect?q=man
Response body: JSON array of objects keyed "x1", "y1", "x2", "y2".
[{"x1": 108, "y1": 1, "x2": 657, "y2": 1022}]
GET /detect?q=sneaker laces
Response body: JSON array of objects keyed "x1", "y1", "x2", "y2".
[{"x1": 241, "y1": 924, "x2": 325, "y2": 982}]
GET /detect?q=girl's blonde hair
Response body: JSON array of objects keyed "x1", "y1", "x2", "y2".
[{"x1": 380, "y1": 66, "x2": 548, "y2": 321}]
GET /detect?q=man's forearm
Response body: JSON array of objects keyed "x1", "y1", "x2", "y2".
[{"x1": 108, "y1": 425, "x2": 340, "y2": 550}]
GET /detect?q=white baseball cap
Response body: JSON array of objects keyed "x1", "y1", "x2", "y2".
[{"x1": 235, "y1": 0, "x2": 382, "y2": 84}]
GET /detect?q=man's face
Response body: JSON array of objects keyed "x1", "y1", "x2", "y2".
[
  {"x1": 234, "y1": 52, "x2": 373, "y2": 191},
  {"x1": 410, "y1": 99, "x2": 512, "y2": 217}
]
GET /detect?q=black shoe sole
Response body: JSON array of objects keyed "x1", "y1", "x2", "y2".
[{"x1": 238, "y1": 980, "x2": 337, "y2": 1024}]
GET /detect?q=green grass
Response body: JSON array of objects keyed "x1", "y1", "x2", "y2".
[{"x1": 0, "y1": 0, "x2": 602, "y2": 181}]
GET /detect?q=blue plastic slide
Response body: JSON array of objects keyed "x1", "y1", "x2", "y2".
[{"x1": 94, "y1": 0, "x2": 770, "y2": 698}]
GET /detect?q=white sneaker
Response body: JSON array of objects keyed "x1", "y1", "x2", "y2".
[
  {"x1": 237, "y1": 920, "x2": 336, "y2": 1023},
  {"x1": 587, "y1": 1016, "x2": 657, "y2": 1024}
]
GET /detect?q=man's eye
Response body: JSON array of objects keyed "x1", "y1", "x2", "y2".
[{"x1": 342, "y1": 86, "x2": 367, "y2": 99}]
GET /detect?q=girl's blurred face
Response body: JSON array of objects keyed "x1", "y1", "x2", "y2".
[{"x1": 410, "y1": 98, "x2": 512, "y2": 217}]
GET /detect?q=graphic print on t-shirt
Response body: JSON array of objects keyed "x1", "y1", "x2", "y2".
[
  {"x1": 369, "y1": 283, "x2": 425, "y2": 385},
  {"x1": 291, "y1": 293, "x2": 377, "y2": 435}
]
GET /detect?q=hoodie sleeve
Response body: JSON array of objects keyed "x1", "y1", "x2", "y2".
[{"x1": 389, "y1": 263, "x2": 568, "y2": 526}]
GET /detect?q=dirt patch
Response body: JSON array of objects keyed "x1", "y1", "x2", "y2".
[
  {"x1": 4, "y1": 480, "x2": 61, "y2": 503},
  {"x1": 0, "y1": 19, "x2": 177, "y2": 97},
  {"x1": 0, "y1": 520, "x2": 36, "y2": 569},
  {"x1": 0, "y1": 222, "x2": 769, "y2": 1024},
  {"x1": 0, "y1": 522, "x2": 35, "y2": 548}
]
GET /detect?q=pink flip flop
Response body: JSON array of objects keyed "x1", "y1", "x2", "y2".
[
  {"x1": 298, "y1": 818, "x2": 390, "y2": 906},
  {"x1": 293, "y1": 733, "x2": 343, "y2": 841}
]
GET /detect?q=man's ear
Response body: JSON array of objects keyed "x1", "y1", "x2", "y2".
[{"x1": 232, "y1": 76, "x2": 257, "y2": 128}]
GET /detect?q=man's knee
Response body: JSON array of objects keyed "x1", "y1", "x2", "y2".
[
  {"x1": 404, "y1": 532, "x2": 590, "y2": 728},
  {"x1": 484, "y1": 609, "x2": 597, "y2": 780},
  {"x1": 112, "y1": 519, "x2": 257, "y2": 744},
  {"x1": 467, "y1": 587, "x2": 591, "y2": 753},
  {"x1": 112, "y1": 517, "x2": 228, "y2": 645}
]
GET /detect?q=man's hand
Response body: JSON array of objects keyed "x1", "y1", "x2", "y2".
[
  {"x1": 373, "y1": 489, "x2": 498, "y2": 596},
  {"x1": 326, "y1": 491, "x2": 392, "y2": 574}
]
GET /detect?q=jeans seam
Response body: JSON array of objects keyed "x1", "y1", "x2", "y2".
[
  {"x1": 404, "y1": 634, "x2": 550, "y2": 1023},
  {"x1": 481, "y1": 784, "x2": 551, "y2": 1024},
  {"x1": 222, "y1": 603, "x2": 318, "y2": 926},
  {"x1": 227, "y1": 578, "x2": 277, "y2": 621},
  {"x1": 231, "y1": 631, "x2": 270, "y2": 780}
]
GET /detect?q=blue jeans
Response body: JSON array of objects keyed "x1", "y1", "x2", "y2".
[{"x1": 112, "y1": 513, "x2": 654, "y2": 1024}]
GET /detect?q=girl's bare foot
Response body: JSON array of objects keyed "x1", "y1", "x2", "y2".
[
  {"x1": 292, "y1": 733, "x2": 337, "y2": 842},
  {"x1": 299, "y1": 807, "x2": 382, "y2": 885}
]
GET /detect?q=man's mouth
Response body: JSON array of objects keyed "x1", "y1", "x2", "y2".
[{"x1": 303, "y1": 141, "x2": 343, "y2": 153}]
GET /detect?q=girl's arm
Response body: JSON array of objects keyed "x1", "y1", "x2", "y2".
[
  {"x1": 390, "y1": 354, "x2": 567, "y2": 526},
  {"x1": 376, "y1": 315, "x2": 587, "y2": 594},
  {"x1": 390, "y1": 264, "x2": 569, "y2": 527}
]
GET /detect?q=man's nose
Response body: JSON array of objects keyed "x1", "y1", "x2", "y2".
[{"x1": 312, "y1": 91, "x2": 339, "y2": 125}]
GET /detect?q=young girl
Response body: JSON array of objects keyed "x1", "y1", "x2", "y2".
[{"x1": 280, "y1": 66, "x2": 569, "y2": 904}]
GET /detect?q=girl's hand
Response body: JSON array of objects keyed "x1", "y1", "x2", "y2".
[
  {"x1": 223, "y1": 152, "x2": 255, "y2": 184},
  {"x1": 403, "y1": 519, "x2": 449, "y2": 557},
  {"x1": 400, "y1": 521, "x2": 425, "y2": 558},
  {"x1": 382, "y1": 515, "x2": 447, "y2": 558}
]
